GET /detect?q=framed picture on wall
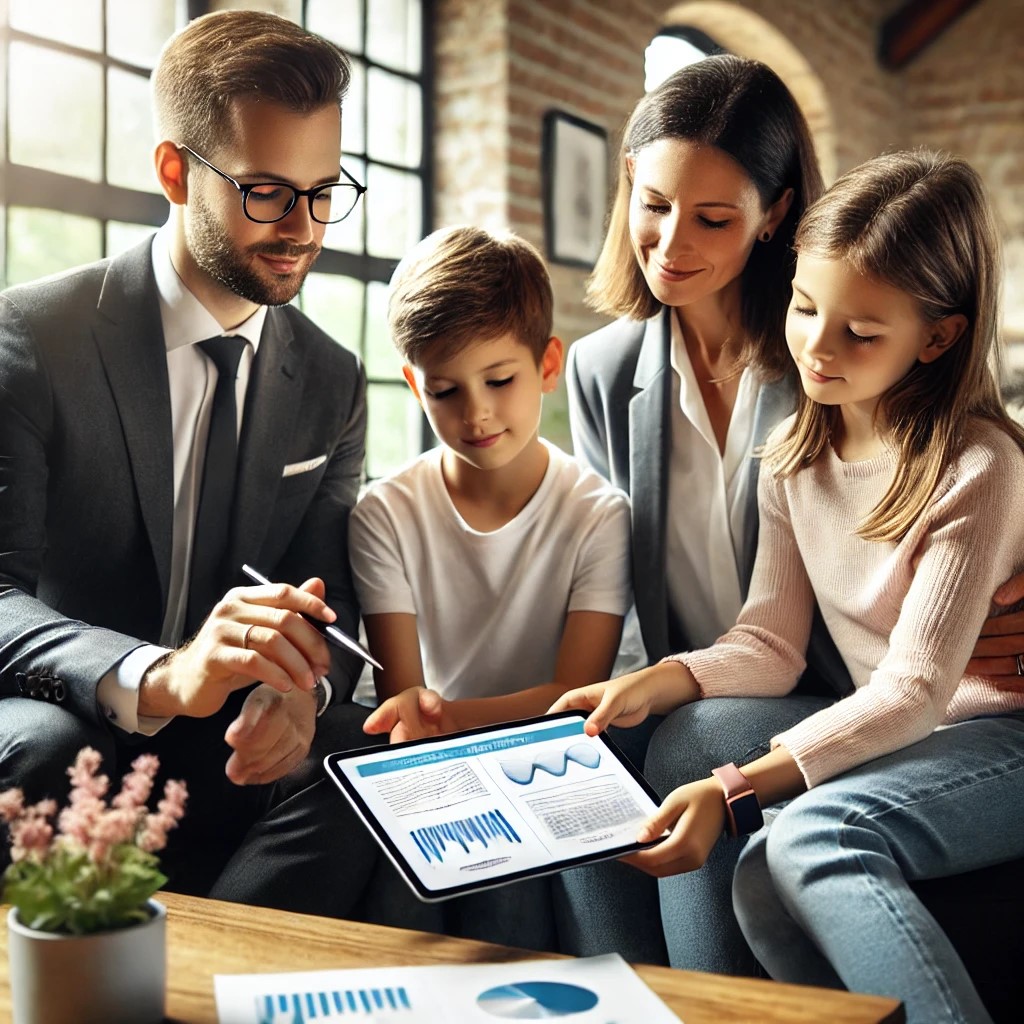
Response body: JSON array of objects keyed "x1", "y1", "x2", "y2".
[{"x1": 541, "y1": 110, "x2": 609, "y2": 269}]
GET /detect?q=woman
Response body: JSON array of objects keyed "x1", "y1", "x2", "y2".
[{"x1": 559, "y1": 54, "x2": 1024, "y2": 983}]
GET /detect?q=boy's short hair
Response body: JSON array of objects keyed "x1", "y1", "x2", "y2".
[
  {"x1": 388, "y1": 225, "x2": 554, "y2": 367},
  {"x1": 152, "y1": 10, "x2": 351, "y2": 153}
]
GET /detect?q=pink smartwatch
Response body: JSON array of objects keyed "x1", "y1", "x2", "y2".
[{"x1": 711, "y1": 762, "x2": 763, "y2": 837}]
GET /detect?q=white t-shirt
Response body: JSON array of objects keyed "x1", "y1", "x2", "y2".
[{"x1": 349, "y1": 440, "x2": 631, "y2": 700}]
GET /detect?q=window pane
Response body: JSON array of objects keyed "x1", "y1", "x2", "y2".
[
  {"x1": 342, "y1": 59, "x2": 366, "y2": 159},
  {"x1": 299, "y1": 272, "x2": 364, "y2": 356},
  {"x1": 366, "y1": 164, "x2": 422, "y2": 260},
  {"x1": 367, "y1": 0, "x2": 421, "y2": 74},
  {"x1": 366, "y1": 382, "x2": 422, "y2": 479},
  {"x1": 0, "y1": 207, "x2": 7, "y2": 288},
  {"x1": 7, "y1": 207, "x2": 102, "y2": 285},
  {"x1": 9, "y1": 43, "x2": 103, "y2": 181},
  {"x1": 364, "y1": 279, "x2": 401, "y2": 380},
  {"x1": 106, "y1": 220, "x2": 156, "y2": 258},
  {"x1": 323, "y1": 158, "x2": 365, "y2": 255},
  {"x1": 366, "y1": 67, "x2": 421, "y2": 167},
  {"x1": 107, "y1": 68, "x2": 159, "y2": 193},
  {"x1": 10, "y1": 0, "x2": 102, "y2": 52},
  {"x1": 106, "y1": 0, "x2": 176, "y2": 68},
  {"x1": 307, "y1": 0, "x2": 363, "y2": 56}
]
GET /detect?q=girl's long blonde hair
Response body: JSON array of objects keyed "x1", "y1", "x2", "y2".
[{"x1": 765, "y1": 149, "x2": 1024, "y2": 542}]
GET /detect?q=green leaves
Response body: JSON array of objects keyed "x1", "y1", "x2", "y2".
[{"x1": 3, "y1": 842, "x2": 167, "y2": 935}]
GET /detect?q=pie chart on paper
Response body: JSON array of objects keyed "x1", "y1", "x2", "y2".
[{"x1": 476, "y1": 980, "x2": 600, "y2": 1018}]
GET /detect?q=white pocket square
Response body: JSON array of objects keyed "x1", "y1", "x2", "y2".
[{"x1": 282, "y1": 454, "x2": 327, "y2": 477}]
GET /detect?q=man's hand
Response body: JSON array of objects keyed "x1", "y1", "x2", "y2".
[
  {"x1": 223, "y1": 683, "x2": 317, "y2": 785},
  {"x1": 967, "y1": 571, "x2": 1024, "y2": 689},
  {"x1": 139, "y1": 577, "x2": 334, "y2": 718},
  {"x1": 364, "y1": 687, "x2": 457, "y2": 744}
]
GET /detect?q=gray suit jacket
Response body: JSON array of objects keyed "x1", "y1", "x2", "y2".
[
  {"x1": 567, "y1": 307, "x2": 851, "y2": 695},
  {"x1": 0, "y1": 237, "x2": 367, "y2": 724}
]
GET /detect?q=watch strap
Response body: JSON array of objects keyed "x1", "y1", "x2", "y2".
[{"x1": 711, "y1": 762, "x2": 763, "y2": 837}]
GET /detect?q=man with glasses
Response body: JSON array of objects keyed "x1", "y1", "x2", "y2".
[{"x1": 0, "y1": 10, "x2": 387, "y2": 919}]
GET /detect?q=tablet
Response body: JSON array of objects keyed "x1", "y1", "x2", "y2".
[{"x1": 323, "y1": 711, "x2": 662, "y2": 903}]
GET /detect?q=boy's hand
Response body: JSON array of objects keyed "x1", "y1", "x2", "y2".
[
  {"x1": 548, "y1": 661, "x2": 699, "y2": 736},
  {"x1": 364, "y1": 686, "x2": 457, "y2": 743},
  {"x1": 620, "y1": 777, "x2": 726, "y2": 877},
  {"x1": 966, "y1": 570, "x2": 1024, "y2": 688}
]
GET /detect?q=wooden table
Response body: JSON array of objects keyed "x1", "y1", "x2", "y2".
[{"x1": 1, "y1": 891, "x2": 903, "y2": 1023}]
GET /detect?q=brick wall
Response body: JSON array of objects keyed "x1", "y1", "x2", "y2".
[{"x1": 433, "y1": 0, "x2": 1024, "y2": 446}]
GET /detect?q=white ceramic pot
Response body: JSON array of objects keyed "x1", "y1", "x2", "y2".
[{"x1": 6, "y1": 898, "x2": 166, "y2": 1024}]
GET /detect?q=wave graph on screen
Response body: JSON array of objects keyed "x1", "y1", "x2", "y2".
[
  {"x1": 411, "y1": 808, "x2": 522, "y2": 864},
  {"x1": 499, "y1": 742, "x2": 601, "y2": 786}
]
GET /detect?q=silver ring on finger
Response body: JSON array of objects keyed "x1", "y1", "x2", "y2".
[
  {"x1": 243, "y1": 624, "x2": 257, "y2": 651},
  {"x1": 1016, "y1": 653, "x2": 1024, "y2": 677}
]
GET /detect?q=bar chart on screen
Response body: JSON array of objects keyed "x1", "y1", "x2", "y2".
[{"x1": 410, "y1": 807, "x2": 522, "y2": 863}]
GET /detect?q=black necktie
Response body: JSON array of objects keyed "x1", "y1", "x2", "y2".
[{"x1": 186, "y1": 336, "x2": 247, "y2": 636}]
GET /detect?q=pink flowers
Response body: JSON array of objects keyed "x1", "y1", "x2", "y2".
[{"x1": 1, "y1": 747, "x2": 188, "y2": 934}]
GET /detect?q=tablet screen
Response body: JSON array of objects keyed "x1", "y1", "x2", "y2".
[{"x1": 323, "y1": 712, "x2": 662, "y2": 902}]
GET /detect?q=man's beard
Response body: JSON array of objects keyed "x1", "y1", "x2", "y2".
[{"x1": 187, "y1": 192, "x2": 321, "y2": 306}]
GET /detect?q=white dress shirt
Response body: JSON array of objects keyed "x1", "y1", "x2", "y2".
[
  {"x1": 665, "y1": 312, "x2": 760, "y2": 650},
  {"x1": 97, "y1": 225, "x2": 266, "y2": 732}
]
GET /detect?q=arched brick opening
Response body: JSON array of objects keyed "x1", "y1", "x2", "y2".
[{"x1": 658, "y1": 1, "x2": 838, "y2": 184}]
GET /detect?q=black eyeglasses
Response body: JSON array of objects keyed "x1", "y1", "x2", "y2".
[{"x1": 177, "y1": 144, "x2": 366, "y2": 225}]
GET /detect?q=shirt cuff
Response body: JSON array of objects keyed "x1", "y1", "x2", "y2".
[{"x1": 97, "y1": 645, "x2": 175, "y2": 736}]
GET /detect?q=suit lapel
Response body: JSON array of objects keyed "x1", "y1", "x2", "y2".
[
  {"x1": 93, "y1": 238, "x2": 175, "y2": 605},
  {"x1": 628, "y1": 308, "x2": 672, "y2": 661},
  {"x1": 230, "y1": 309, "x2": 302, "y2": 570}
]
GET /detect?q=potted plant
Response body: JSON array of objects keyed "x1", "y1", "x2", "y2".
[{"x1": 1, "y1": 747, "x2": 187, "y2": 1024}]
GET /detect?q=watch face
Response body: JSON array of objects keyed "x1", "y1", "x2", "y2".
[{"x1": 729, "y1": 791, "x2": 764, "y2": 836}]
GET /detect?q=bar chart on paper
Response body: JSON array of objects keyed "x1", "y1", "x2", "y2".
[{"x1": 255, "y1": 985, "x2": 412, "y2": 1022}]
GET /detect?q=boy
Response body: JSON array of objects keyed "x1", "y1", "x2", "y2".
[{"x1": 350, "y1": 225, "x2": 631, "y2": 744}]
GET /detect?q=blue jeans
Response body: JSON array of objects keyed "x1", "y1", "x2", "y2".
[
  {"x1": 644, "y1": 696, "x2": 832, "y2": 973},
  {"x1": 732, "y1": 713, "x2": 1024, "y2": 1024}
]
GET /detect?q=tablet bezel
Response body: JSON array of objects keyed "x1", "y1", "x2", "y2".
[{"x1": 323, "y1": 711, "x2": 663, "y2": 903}]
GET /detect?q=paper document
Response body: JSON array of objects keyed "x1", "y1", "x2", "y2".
[{"x1": 214, "y1": 952, "x2": 683, "y2": 1023}]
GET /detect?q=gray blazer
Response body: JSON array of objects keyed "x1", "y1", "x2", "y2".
[
  {"x1": 567, "y1": 307, "x2": 851, "y2": 695},
  {"x1": 0, "y1": 237, "x2": 368, "y2": 722}
]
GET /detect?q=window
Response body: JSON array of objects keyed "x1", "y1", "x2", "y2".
[
  {"x1": 645, "y1": 26, "x2": 724, "y2": 92},
  {"x1": 0, "y1": 0, "x2": 431, "y2": 477},
  {"x1": 302, "y1": 0, "x2": 432, "y2": 477},
  {"x1": 1, "y1": 0, "x2": 174, "y2": 285}
]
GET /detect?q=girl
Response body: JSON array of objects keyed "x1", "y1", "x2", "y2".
[{"x1": 553, "y1": 149, "x2": 1024, "y2": 1024}]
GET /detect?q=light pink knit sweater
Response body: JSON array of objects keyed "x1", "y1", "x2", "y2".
[{"x1": 669, "y1": 416, "x2": 1024, "y2": 788}]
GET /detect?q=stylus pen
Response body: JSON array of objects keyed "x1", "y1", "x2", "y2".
[{"x1": 240, "y1": 563, "x2": 383, "y2": 670}]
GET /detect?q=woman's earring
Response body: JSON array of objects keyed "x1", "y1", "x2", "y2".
[{"x1": 760, "y1": 231, "x2": 772, "y2": 243}]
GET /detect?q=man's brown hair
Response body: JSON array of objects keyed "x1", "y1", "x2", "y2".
[
  {"x1": 152, "y1": 10, "x2": 351, "y2": 153},
  {"x1": 389, "y1": 226, "x2": 554, "y2": 367}
]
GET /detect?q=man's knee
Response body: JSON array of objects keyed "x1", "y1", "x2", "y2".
[{"x1": 0, "y1": 700, "x2": 115, "y2": 800}]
